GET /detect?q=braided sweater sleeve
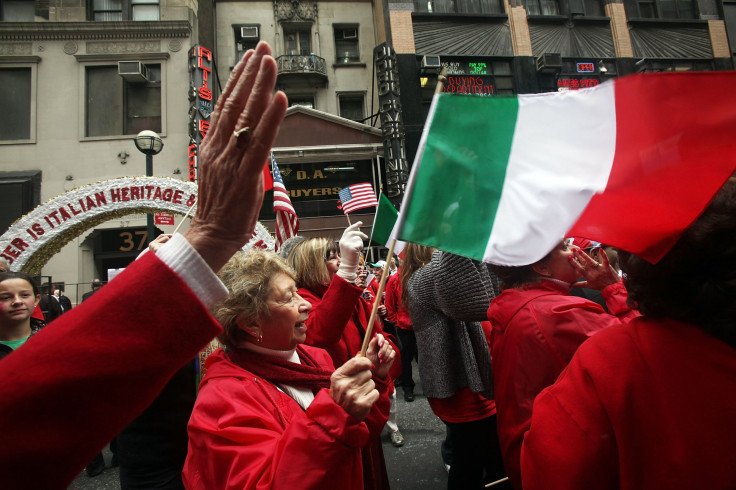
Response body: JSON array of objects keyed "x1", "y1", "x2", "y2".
[{"x1": 407, "y1": 251, "x2": 499, "y2": 399}]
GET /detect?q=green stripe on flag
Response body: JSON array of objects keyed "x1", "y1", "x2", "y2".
[
  {"x1": 399, "y1": 94, "x2": 520, "y2": 260},
  {"x1": 372, "y1": 194, "x2": 399, "y2": 246}
]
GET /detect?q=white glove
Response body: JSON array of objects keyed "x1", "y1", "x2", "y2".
[{"x1": 337, "y1": 222, "x2": 367, "y2": 283}]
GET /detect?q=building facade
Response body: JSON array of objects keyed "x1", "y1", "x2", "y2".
[
  {"x1": 212, "y1": 0, "x2": 389, "y2": 244},
  {"x1": 0, "y1": 0, "x2": 202, "y2": 301},
  {"x1": 386, "y1": 0, "x2": 734, "y2": 165}
]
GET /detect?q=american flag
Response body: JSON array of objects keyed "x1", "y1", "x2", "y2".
[
  {"x1": 338, "y1": 183, "x2": 379, "y2": 215},
  {"x1": 271, "y1": 153, "x2": 299, "y2": 251}
]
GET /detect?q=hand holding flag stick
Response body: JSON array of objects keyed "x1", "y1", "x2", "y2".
[{"x1": 360, "y1": 237, "x2": 397, "y2": 357}]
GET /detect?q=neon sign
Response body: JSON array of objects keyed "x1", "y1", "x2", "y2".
[
  {"x1": 557, "y1": 78, "x2": 600, "y2": 90},
  {"x1": 188, "y1": 45, "x2": 214, "y2": 182},
  {"x1": 577, "y1": 62, "x2": 595, "y2": 73},
  {"x1": 468, "y1": 62, "x2": 488, "y2": 75},
  {"x1": 443, "y1": 76, "x2": 495, "y2": 95}
]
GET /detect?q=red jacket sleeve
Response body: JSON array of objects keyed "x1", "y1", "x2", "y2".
[
  {"x1": 384, "y1": 274, "x2": 399, "y2": 323},
  {"x1": 0, "y1": 253, "x2": 222, "y2": 489},
  {"x1": 301, "y1": 275, "x2": 363, "y2": 347}
]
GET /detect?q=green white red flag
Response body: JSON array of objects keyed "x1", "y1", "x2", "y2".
[{"x1": 396, "y1": 72, "x2": 736, "y2": 266}]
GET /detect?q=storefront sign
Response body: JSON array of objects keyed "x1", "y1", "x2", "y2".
[
  {"x1": 443, "y1": 76, "x2": 495, "y2": 95},
  {"x1": 557, "y1": 78, "x2": 600, "y2": 90},
  {"x1": 374, "y1": 43, "x2": 407, "y2": 199},
  {"x1": 188, "y1": 45, "x2": 214, "y2": 183}
]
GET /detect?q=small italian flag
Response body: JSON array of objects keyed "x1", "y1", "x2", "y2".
[
  {"x1": 371, "y1": 194, "x2": 406, "y2": 254},
  {"x1": 397, "y1": 72, "x2": 736, "y2": 266}
]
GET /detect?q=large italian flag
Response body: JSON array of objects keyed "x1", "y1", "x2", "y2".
[{"x1": 397, "y1": 72, "x2": 736, "y2": 266}]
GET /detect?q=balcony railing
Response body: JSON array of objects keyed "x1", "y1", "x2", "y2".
[{"x1": 276, "y1": 54, "x2": 328, "y2": 76}]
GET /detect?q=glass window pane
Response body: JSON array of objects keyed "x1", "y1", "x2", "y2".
[
  {"x1": 659, "y1": 0, "x2": 676, "y2": 17},
  {"x1": 336, "y1": 36, "x2": 359, "y2": 63},
  {"x1": 479, "y1": 0, "x2": 503, "y2": 14},
  {"x1": 540, "y1": 0, "x2": 560, "y2": 14},
  {"x1": 492, "y1": 61, "x2": 512, "y2": 75},
  {"x1": 126, "y1": 83, "x2": 161, "y2": 134},
  {"x1": 86, "y1": 66, "x2": 123, "y2": 137},
  {"x1": 676, "y1": 0, "x2": 695, "y2": 18},
  {"x1": 526, "y1": 0, "x2": 542, "y2": 15},
  {"x1": 455, "y1": 0, "x2": 480, "y2": 14},
  {"x1": 2, "y1": 0, "x2": 35, "y2": 21},
  {"x1": 339, "y1": 95, "x2": 364, "y2": 122},
  {"x1": 93, "y1": 0, "x2": 122, "y2": 20},
  {"x1": 433, "y1": 0, "x2": 454, "y2": 13},
  {"x1": 414, "y1": 0, "x2": 431, "y2": 12},
  {"x1": 132, "y1": 4, "x2": 159, "y2": 20},
  {"x1": 584, "y1": 0, "x2": 603, "y2": 15},
  {"x1": 0, "y1": 68, "x2": 31, "y2": 140}
]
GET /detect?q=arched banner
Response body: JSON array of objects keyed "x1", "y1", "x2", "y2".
[{"x1": 0, "y1": 177, "x2": 198, "y2": 273}]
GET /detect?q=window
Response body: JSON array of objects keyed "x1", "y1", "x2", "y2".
[
  {"x1": 284, "y1": 24, "x2": 312, "y2": 56},
  {"x1": 569, "y1": 0, "x2": 604, "y2": 16},
  {"x1": 335, "y1": 26, "x2": 359, "y2": 63},
  {"x1": 0, "y1": 66, "x2": 34, "y2": 142},
  {"x1": 417, "y1": 0, "x2": 504, "y2": 14},
  {"x1": 338, "y1": 93, "x2": 365, "y2": 122},
  {"x1": 85, "y1": 64, "x2": 161, "y2": 138},
  {"x1": 89, "y1": 0, "x2": 159, "y2": 21},
  {"x1": 626, "y1": 0, "x2": 695, "y2": 18},
  {"x1": 1, "y1": 0, "x2": 35, "y2": 20},
  {"x1": 525, "y1": 0, "x2": 560, "y2": 15},
  {"x1": 234, "y1": 25, "x2": 260, "y2": 60},
  {"x1": 288, "y1": 96, "x2": 314, "y2": 108},
  {"x1": 0, "y1": 171, "x2": 41, "y2": 235}
]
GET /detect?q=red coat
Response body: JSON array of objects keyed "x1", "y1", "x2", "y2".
[
  {"x1": 299, "y1": 275, "x2": 389, "y2": 370},
  {"x1": 384, "y1": 270, "x2": 412, "y2": 330},
  {"x1": 522, "y1": 317, "x2": 736, "y2": 490},
  {"x1": 487, "y1": 280, "x2": 638, "y2": 489},
  {"x1": 183, "y1": 347, "x2": 391, "y2": 489},
  {"x1": 298, "y1": 275, "x2": 398, "y2": 490},
  {"x1": 0, "y1": 253, "x2": 222, "y2": 489}
]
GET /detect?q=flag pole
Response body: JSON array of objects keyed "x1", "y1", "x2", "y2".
[
  {"x1": 360, "y1": 191, "x2": 383, "y2": 269},
  {"x1": 435, "y1": 68, "x2": 447, "y2": 95},
  {"x1": 360, "y1": 237, "x2": 397, "y2": 357},
  {"x1": 172, "y1": 198, "x2": 197, "y2": 236},
  {"x1": 346, "y1": 213, "x2": 352, "y2": 226}
]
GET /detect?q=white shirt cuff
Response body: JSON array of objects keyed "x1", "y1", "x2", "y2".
[{"x1": 156, "y1": 233, "x2": 228, "y2": 308}]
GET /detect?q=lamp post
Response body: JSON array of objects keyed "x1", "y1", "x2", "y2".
[{"x1": 134, "y1": 130, "x2": 164, "y2": 246}]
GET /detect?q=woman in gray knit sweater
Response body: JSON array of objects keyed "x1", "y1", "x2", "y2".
[{"x1": 403, "y1": 245, "x2": 509, "y2": 489}]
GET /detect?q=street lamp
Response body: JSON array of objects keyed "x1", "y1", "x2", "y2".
[{"x1": 134, "y1": 130, "x2": 164, "y2": 246}]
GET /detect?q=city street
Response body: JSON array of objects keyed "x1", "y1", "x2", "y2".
[{"x1": 68, "y1": 360, "x2": 450, "y2": 490}]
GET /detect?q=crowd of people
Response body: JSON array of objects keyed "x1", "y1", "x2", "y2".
[{"x1": 0, "y1": 40, "x2": 734, "y2": 490}]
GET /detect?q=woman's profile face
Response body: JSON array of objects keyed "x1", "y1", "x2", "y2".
[
  {"x1": 0, "y1": 278, "x2": 39, "y2": 326},
  {"x1": 325, "y1": 250, "x2": 340, "y2": 281},
  {"x1": 543, "y1": 241, "x2": 579, "y2": 284},
  {"x1": 259, "y1": 273, "x2": 312, "y2": 350}
]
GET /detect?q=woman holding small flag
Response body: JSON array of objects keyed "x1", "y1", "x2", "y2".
[{"x1": 287, "y1": 223, "x2": 399, "y2": 490}]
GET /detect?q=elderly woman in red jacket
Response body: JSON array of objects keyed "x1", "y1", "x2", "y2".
[
  {"x1": 183, "y1": 249, "x2": 394, "y2": 489},
  {"x1": 488, "y1": 240, "x2": 639, "y2": 489},
  {"x1": 287, "y1": 223, "x2": 399, "y2": 490}
]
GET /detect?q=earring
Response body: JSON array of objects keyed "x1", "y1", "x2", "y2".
[{"x1": 257, "y1": 332, "x2": 263, "y2": 343}]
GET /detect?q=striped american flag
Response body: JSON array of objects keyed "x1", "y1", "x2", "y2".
[
  {"x1": 338, "y1": 183, "x2": 379, "y2": 215},
  {"x1": 271, "y1": 153, "x2": 299, "y2": 251}
]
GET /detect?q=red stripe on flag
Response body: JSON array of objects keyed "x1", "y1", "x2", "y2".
[{"x1": 570, "y1": 72, "x2": 736, "y2": 263}]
